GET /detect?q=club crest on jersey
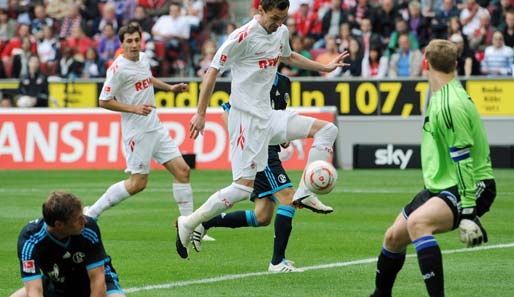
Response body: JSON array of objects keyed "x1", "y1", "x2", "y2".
[
  {"x1": 72, "y1": 252, "x2": 85, "y2": 264},
  {"x1": 135, "y1": 77, "x2": 152, "y2": 91},
  {"x1": 23, "y1": 260, "x2": 35, "y2": 273},
  {"x1": 258, "y1": 56, "x2": 280, "y2": 69},
  {"x1": 220, "y1": 54, "x2": 227, "y2": 64}
]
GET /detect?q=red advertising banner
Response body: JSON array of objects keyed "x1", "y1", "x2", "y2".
[{"x1": 0, "y1": 108, "x2": 336, "y2": 170}]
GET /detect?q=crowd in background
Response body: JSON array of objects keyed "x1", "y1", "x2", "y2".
[{"x1": 0, "y1": 0, "x2": 514, "y2": 107}]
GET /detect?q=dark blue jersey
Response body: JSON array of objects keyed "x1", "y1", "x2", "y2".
[{"x1": 17, "y1": 217, "x2": 112, "y2": 296}]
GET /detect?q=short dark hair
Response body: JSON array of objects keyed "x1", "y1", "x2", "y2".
[
  {"x1": 42, "y1": 191, "x2": 83, "y2": 227},
  {"x1": 260, "y1": 0, "x2": 289, "y2": 12},
  {"x1": 118, "y1": 24, "x2": 141, "y2": 42}
]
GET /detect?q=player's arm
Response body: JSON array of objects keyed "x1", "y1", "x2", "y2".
[
  {"x1": 22, "y1": 278, "x2": 43, "y2": 297},
  {"x1": 99, "y1": 98, "x2": 154, "y2": 116},
  {"x1": 280, "y1": 51, "x2": 349, "y2": 73},
  {"x1": 190, "y1": 67, "x2": 220, "y2": 139},
  {"x1": 150, "y1": 77, "x2": 189, "y2": 93},
  {"x1": 88, "y1": 265, "x2": 107, "y2": 297}
]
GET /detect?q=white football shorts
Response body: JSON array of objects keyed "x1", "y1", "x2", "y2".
[
  {"x1": 228, "y1": 108, "x2": 314, "y2": 180},
  {"x1": 124, "y1": 126, "x2": 182, "y2": 174}
]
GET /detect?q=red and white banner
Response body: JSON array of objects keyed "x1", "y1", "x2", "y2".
[{"x1": 0, "y1": 108, "x2": 336, "y2": 170}]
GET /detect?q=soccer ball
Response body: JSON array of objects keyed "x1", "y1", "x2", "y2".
[{"x1": 303, "y1": 160, "x2": 338, "y2": 194}]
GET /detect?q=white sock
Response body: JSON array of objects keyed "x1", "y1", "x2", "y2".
[
  {"x1": 184, "y1": 183, "x2": 252, "y2": 229},
  {"x1": 86, "y1": 181, "x2": 130, "y2": 218},
  {"x1": 295, "y1": 123, "x2": 337, "y2": 199},
  {"x1": 173, "y1": 183, "x2": 193, "y2": 216}
]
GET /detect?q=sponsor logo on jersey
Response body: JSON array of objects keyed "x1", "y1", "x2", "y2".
[
  {"x1": 22, "y1": 260, "x2": 35, "y2": 273},
  {"x1": 258, "y1": 56, "x2": 280, "y2": 69},
  {"x1": 48, "y1": 263, "x2": 65, "y2": 283},
  {"x1": 135, "y1": 77, "x2": 153, "y2": 91}
]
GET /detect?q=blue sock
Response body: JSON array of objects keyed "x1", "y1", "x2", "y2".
[
  {"x1": 413, "y1": 235, "x2": 444, "y2": 297},
  {"x1": 271, "y1": 205, "x2": 295, "y2": 265}
]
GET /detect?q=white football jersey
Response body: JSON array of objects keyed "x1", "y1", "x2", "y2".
[
  {"x1": 210, "y1": 17, "x2": 292, "y2": 119},
  {"x1": 99, "y1": 52, "x2": 160, "y2": 138}
]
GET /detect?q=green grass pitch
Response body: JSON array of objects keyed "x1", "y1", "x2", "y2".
[{"x1": 1, "y1": 169, "x2": 513, "y2": 296}]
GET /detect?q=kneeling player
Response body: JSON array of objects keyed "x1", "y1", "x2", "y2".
[{"x1": 11, "y1": 191, "x2": 125, "y2": 297}]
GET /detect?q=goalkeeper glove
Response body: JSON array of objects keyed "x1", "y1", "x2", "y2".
[{"x1": 459, "y1": 207, "x2": 488, "y2": 247}]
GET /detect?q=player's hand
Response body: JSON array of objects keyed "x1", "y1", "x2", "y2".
[
  {"x1": 170, "y1": 83, "x2": 189, "y2": 92},
  {"x1": 458, "y1": 207, "x2": 488, "y2": 247},
  {"x1": 134, "y1": 104, "x2": 155, "y2": 116},
  {"x1": 324, "y1": 51, "x2": 350, "y2": 72},
  {"x1": 190, "y1": 113, "x2": 206, "y2": 139}
]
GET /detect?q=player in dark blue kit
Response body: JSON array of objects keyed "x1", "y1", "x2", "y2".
[
  {"x1": 191, "y1": 72, "x2": 334, "y2": 272},
  {"x1": 10, "y1": 191, "x2": 125, "y2": 297}
]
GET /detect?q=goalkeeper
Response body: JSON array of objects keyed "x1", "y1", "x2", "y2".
[{"x1": 369, "y1": 39, "x2": 496, "y2": 297}]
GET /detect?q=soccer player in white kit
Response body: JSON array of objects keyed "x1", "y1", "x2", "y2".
[
  {"x1": 85, "y1": 24, "x2": 197, "y2": 222},
  {"x1": 176, "y1": 0, "x2": 348, "y2": 262}
]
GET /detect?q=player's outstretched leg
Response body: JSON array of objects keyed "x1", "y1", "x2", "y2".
[
  {"x1": 291, "y1": 120, "x2": 338, "y2": 213},
  {"x1": 175, "y1": 183, "x2": 252, "y2": 258},
  {"x1": 86, "y1": 181, "x2": 131, "y2": 219},
  {"x1": 192, "y1": 210, "x2": 258, "y2": 252}
]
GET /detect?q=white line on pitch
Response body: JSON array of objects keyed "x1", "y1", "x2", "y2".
[{"x1": 124, "y1": 242, "x2": 514, "y2": 294}]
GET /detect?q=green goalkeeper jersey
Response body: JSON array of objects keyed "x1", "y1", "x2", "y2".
[{"x1": 422, "y1": 79, "x2": 494, "y2": 208}]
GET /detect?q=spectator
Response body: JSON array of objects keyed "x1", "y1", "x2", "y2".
[
  {"x1": 355, "y1": 17, "x2": 382, "y2": 55},
  {"x1": 1, "y1": 23, "x2": 34, "y2": 59},
  {"x1": 217, "y1": 22, "x2": 236, "y2": 49},
  {"x1": 460, "y1": 0, "x2": 490, "y2": 36},
  {"x1": 407, "y1": 0, "x2": 431, "y2": 48},
  {"x1": 468, "y1": 13, "x2": 494, "y2": 52},
  {"x1": 388, "y1": 33, "x2": 423, "y2": 77},
  {"x1": 98, "y1": 2, "x2": 119, "y2": 35},
  {"x1": 315, "y1": 35, "x2": 341, "y2": 76},
  {"x1": 386, "y1": 18, "x2": 419, "y2": 57},
  {"x1": 500, "y1": 8, "x2": 514, "y2": 47},
  {"x1": 37, "y1": 25, "x2": 60, "y2": 64},
  {"x1": 481, "y1": 31, "x2": 514, "y2": 76},
  {"x1": 285, "y1": 17, "x2": 299, "y2": 42},
  {"x1": 321, "y1": 0, "x2": 346, "y2": 38},
  {"x1": 97, "y1": 23, "x2": 120, "y2": 66},
  {"x1": 58, "y1": 3, "x2": 84, "y2": 40},
  {"x1": 140, "y1": 0, "x2": 173, "y2": 17},
  {"x1": 79, "y1": 0, "x2": 101, "y2": 37},
  {"x1": 56, "y1": 47, "x2": 83, "y2": 79},
  {"x1": 133, "y1": 5, "x2": 153, "y2": 33},
  {"x1": 30, "y1": 4, "x2": 54, "y2": 40},
  {"x1": 337, "y1": 22, "x2": 353, "y2": 52},
  {"x1": 450, "y1": 33, "x2": 480, "y2": 76},
  {"x1": 0, "y1": 57, "x2": 5, "y2": 78},
  {"x1": 66, "y1": 26, "x2": 93, "y2": 57},
  {"x1": 16, "y1": 55, "x2": 49, "y2": 107},
  {"x1": 46, "y1": 0, "x2": 75, "y2": 21},
  {"x1": 110, "y1": 0, "x2": 138, "y2": 24},
  {"x1": 0, "y1": 8, "x2": 16, "y2": 43},
  {"x1": 81, "y1": 47, "x2": 105, "y2": 78},
  {"x1": 347, "y1": 0, "x2": 375, "y2": 31},
  {"x1": 151, "y1": 2, "x2": 191, "y2": 62},
  {"x1": 1, "y1": 95, "x2": 13, "y2": 107},
  {"x1": 11, "y1": 36, "x2": 34, "y2": 78},
  {"x1": 374, "y1": 0, "x2": 400, "y2": 45},
  {"x1": 281, "y1": 35, "x2": 316, "y2": 76},
  {"x1": 491, "y1": 0, "x2": 512, "y2": 29},
  {"x1": 431, "y1": 0, "x2": 460, "y2": 39},
  {"x1": 447, "y1": 16, "x2": 469, "y2": 48},
  {"x1": 362, "y1": 44, "x2": 389, "y2": 78},
  {"x1": 341, "y1": 37, "x2": 363, "y2": 76},
  {"x1": 195, "y1": 39, "x2": 216, "y2": 77},
  {"x1": 420, "y1": 0, "x2": 443, "y2": 16},
  {"x1": 292, "y1": 1, "x2": 322, "y2": 39}
]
